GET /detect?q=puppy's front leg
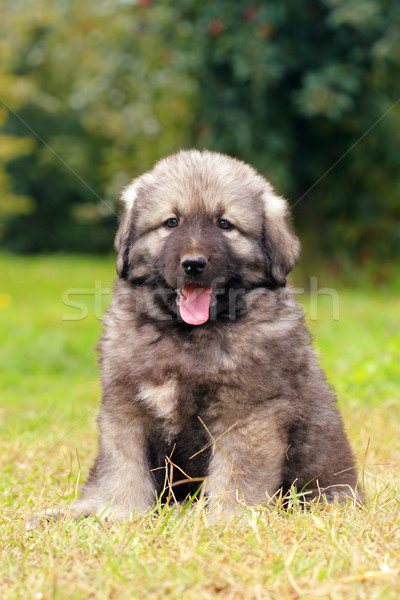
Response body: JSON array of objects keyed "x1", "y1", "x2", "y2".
[
  {"x1": 72, "y1": 410, "x2": 156, "y2": 521},
  {"x1": 206, "y1": 414, "x2": 286, "y2": 516},
  {"x1": 26, "y1": 411, "x2": 155, "y2": 529}
]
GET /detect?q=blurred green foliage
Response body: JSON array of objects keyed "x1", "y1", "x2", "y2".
[
  {"x1": 0, "y1": 0, "x2": 399, "y2": 264},
  {"x1": 0, "y1": 0, "x2": 196, "y2": 252}
]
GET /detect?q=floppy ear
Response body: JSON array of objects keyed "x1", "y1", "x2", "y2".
[
  {"x1": 115, "y1": 180, "x2": 139, "y2": 279},
  {"x1": 261, "y1": 187, "x2": 301, "y2": 287}
]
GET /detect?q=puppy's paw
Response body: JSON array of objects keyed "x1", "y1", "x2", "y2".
[{"x1": 25, "y1": 507, "x2": 68, "y2": 530}]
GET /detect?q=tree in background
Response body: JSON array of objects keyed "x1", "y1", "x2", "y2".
[
  {"x1": 182, "y1": 0, "x2": 400, "y2": 269},
  {"x1": 1, "y1": 0, "x2": 399, "y2": 268},
  {"x1": 0, "y1": 1, "x2": 195, "y2": 252}
]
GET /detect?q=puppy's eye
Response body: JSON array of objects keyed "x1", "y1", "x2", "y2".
[
  {"x1": 164, "y1": 217, "x2": 179, "y2": 229},
  {"x1": 217, "y1": 218, "x2": 234, "y2": 231}
]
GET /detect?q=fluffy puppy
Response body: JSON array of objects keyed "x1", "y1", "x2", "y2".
[{"x1": 49, "y1": 150, "x2": 363, "y2": 522}]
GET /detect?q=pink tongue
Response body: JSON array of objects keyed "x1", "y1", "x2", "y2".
[{"x1": 179, "y1": 285, "x2": 212, "y2": 325}]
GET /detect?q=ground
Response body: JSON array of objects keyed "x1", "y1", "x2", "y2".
[{"x1": 0, "y1": 253, "x2": 399, "y2": 599}]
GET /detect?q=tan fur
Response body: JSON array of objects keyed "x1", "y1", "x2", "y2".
[
  {"x1": 120, "y1": 180, "x2": 139, "y2": 211},
  {"x1": 138, "y1": 381, "x2": 179, "y2": 432},
  {"x1": 207, "y1": 405, "x2": 289, "y2": 514},
  {"x1": 93, "y1": 414, "x2": 156, "y2": 518}
]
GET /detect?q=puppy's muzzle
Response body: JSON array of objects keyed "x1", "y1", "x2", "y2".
[{"x1": 181, "y1": 255, "x2": 207, "y2": 276}]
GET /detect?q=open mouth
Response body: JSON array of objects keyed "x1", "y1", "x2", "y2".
[{"x1": 176, "y1": 284, "x2": 215, "y2": 325}]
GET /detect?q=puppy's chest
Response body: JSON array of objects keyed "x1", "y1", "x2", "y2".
[
  {"x1": 136, "y1": 371, "x2": 281, "y2": 438},
  {"x1": 127, "y1": 325, "x2": 241, "y2": 383},
  {"x1": 137, "y1": 379, "x2": 219, "y2": 433},
  {"x1": 121, "y1": 322, "x2": 289, "y2": 430}
]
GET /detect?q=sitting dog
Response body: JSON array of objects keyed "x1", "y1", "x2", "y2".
[{"x1": 29, "y1": 150, "x2": 362, "y2": 525}]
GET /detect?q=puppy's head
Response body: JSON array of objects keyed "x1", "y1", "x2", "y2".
[{"x1": 115, "y1": 150, "x2": 300, "y2": 324}]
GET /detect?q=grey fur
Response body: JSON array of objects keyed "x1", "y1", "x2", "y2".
[{"x1": 71, "y1": 150, "x2": 361, "y2": 520}]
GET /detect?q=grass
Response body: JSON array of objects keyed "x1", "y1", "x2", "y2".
[{"x1": 0, "y1": 251, "x2": 399, "y2": 599}]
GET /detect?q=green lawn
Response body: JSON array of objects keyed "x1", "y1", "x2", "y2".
[{"x1": 1, "y1": 252, "x2": 399, "y2": 599}]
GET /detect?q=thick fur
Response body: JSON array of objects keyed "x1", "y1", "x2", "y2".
[{"x1": 71, "y1": 150, "x2": 360, "y2": 520}]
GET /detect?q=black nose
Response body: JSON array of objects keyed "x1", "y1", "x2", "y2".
[{"x1": 181, "y1": 255, "x2": 208, "y2": 276}]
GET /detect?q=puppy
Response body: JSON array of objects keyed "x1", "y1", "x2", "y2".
[{"x1": 32, "y1": 150, "x2": 362, "y2": 525}]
